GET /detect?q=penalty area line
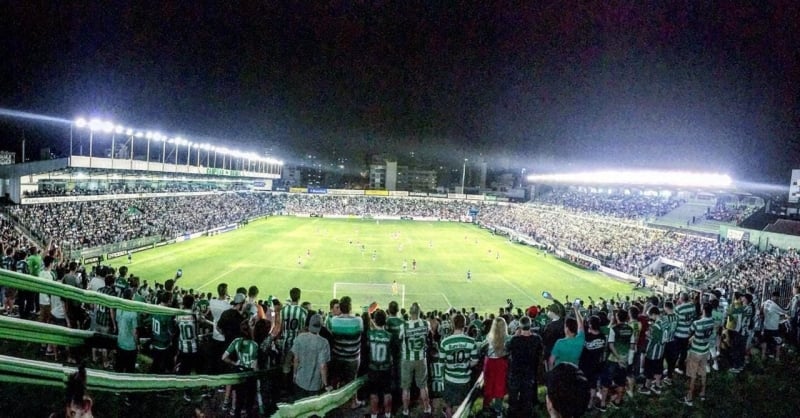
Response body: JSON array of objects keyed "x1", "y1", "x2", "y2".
[{"x1": 441, "y1": 293, "x2": 453, "y2": 309}]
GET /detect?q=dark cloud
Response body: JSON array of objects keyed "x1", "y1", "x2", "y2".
[{"x1": 0, "y1": 2, "x2": 798, "y2": 181}]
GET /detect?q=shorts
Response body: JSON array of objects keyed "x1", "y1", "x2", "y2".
[
  {"x1": 685, "y1": 352, "x2": 707, "y2": 378},
  {"x1": 644, "y1": 358, "x2": 662, "y2": 380},
  {"x1": 600, "y1": 362, "x2": 627, "y2": 388},
  {"x1": 763, "y1": 329, "x2": 780, "y2": 350},
  {"x1": 368, "y1": 369, "x2": 392, "y2": 396},
  {"x1": 38, "y1": 305, "x2": 52, "y2": 323},
  {"x1": 443, "y1": 381, "x2": 470, "y2": 407},
  {"x1": 401, "y1": 359, "x2": 428, "y2": 390},
  {"x1": 330, "y1": 358, "x2": 359, "y2": 387},
  {"x1": 579, "y1": 363, "x2": 603, "y2": 388}
]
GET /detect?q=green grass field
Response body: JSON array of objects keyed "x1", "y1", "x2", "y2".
[{"x1": 110, "y1": 217, "x2": 642, "y2": 313}]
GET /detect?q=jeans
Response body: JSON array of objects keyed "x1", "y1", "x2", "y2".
[
  {"x1": 664, "y1": 340, "x2": 679, "y2": 377},
  {"x1": 674, "y1": 337, "x2": 689, "y2": 371}
]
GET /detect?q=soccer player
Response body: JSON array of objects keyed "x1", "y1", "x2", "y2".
[
  {"x1": 392, "y1": 280, "x2": 399, "y2": 296},
  {"x1": 466, "y1": 270, "x2": 471, "y2": 283},
  {"x1": 279, "y1": 287, "x2": 308, "y2": 394},
  {"x1": 400, "y1": 302, "x2": 431, "y2": 416},
  {"x1": 440, "y1": 313, "x2": 479, "y2": 418},
  {"x1": 368, "y1": 309, "x2": 393, "y2": 418},
  {"x1": 683, "y1": 303, "x2": 714, "y2": 406},
  {"x1": 402, "y1": 260, "x2": 407, "y2": 272},
  {"x1": 412, "y1": 259, "x2": 416, "y2": 272}
]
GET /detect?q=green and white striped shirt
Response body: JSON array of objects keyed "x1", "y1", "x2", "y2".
[
  {"x1": 440, "y1": 333, "x2": 478, "y2": 384},
  {"x1": 400, "y1": 318, "x2": 429, "y2": 361},
  {"x1": 280, "y1": 304, "x2": 308, "y2": 352},
  {"x1": 674, "y1": 302, "x2": 695, "y2": 339},
  {"x1": 689, "y1": 317, "x2": 715, "y2": 355},
  {"x1": 328, "y1": 315, "x2": 363, "y2": 362}
]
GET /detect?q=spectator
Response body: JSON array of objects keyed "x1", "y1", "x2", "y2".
[
  {"x1": 482, "y1": 317, "x2": 509, "y2": 417},
  {"x1": 366, "y1": 309, "x2": 393, "y2": 418},
  {"x1": 440, "y1": 313, "x2": 478, "y2": 418},
  {"x1": 115, "y1": 288, "x2": 139, "y2": 373},
  {"x1": 507, "y1": 315, "x2": 542, "y2": 417},
  {"x1": 549, "y1": 304, "x2": 584, "y2": 368},
  {"x1": 208, "y1": 283, "x2": 230, "y2": 375},
  {"x1": 639, "y1": 307, "x2": 664, "y2": 395},
  {"x1": 327, "y1": 296, "x2": 363, "y2": 390},
  {"x1": 545, "y1": 363, "x2": 589, "y2": 418},
  {"x1": 683, "y1": 303, "x2": 714, "y2": 406},
  {"x1": 761, "y1": 291, "x2": 788, "y2": 362},
  {"x1": 279, "y1": 287, "x2": 308, "y2": 394},
  {"x1": 291, "y1": 314, "x2": 331, "y2": 398},
  {"x1": 91, "y1": 274, "x2": 117, "y2": 368},
  {"x1": 578, "y1": 315, "x2": 606, "y2": 411},
  {"x1": 222, "y1": 320, "x2": 259, "y2": 418},
  {"x1": 399, "y1": 302, "x2": 430, "y2": 416}
]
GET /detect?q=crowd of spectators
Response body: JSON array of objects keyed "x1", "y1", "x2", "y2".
[
  {"x1": 7, "y1": 193, "x2": 285, "y2": 249},
  {"x1": 283, "y1": 195, "x2": 486, "y2": 220},
  {"x1": 23, "y1": 181, "x2": 249, "y2": 198},
  {"x1": 537, "y1": 190, "x2": 683, "y2": 219}
]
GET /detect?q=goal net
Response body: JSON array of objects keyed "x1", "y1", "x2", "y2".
[{"x1": 333, "y1": 282, "x2": 405, "y2": 310}]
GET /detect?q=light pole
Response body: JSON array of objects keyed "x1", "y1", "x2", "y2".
[
  {"x1": 461, "y1": 158, "x2": 468, "y2": 194},
  {"x1": 521, "y1": 168, "x2": 526, "y2": 188}
]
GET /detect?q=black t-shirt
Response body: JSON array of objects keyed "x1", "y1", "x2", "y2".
[
  {"x1": 542, "y1": 318, "x2": 565, "y2": 357},
  {"x1": 579, "y1": 331, "x2": 607, "y2": 373},
  {"x1": 218, "y1": 308, "x2": 245, "y2": 344},
  {"x1": 507, "y1": 333, "x2": 543, "y2": 382}
]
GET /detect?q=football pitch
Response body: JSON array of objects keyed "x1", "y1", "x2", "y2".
[{"x1": 110, "y1": 217, "x2": 642, "y2": 313}]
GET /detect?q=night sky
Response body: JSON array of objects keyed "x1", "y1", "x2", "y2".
[{"x1": 1, "y1": 2, "x2": 798, "y2": 182}]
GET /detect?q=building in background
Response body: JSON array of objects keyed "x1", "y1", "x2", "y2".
[{"x1": 0, "y1": 151, "x2": 15, "y2": 166}]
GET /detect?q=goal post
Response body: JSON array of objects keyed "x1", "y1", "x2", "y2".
[{"x1": 333, "y1": 282, "x2": 405, "y2": 310}]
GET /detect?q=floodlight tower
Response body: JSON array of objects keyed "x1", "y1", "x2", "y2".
[{"x1": 461, "y1": 158, "x2": 468, "y2": 194}]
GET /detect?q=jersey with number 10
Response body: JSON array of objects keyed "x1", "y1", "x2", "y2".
[
  {"x1": 440, "y1": 333, "x2": 478, "y2": 384},
  {"x1": 176, "y1": 314, "x2": 199, "y2": 353},
  {"x1": 151, "y1": 314, "x2": 174, "y2": 350},
  {"x1": 280, "y1": 304, "x2": 308, "y2": 352},
  {"x1": 401, "y1": 318, "x2": 429, "y2": 361},
  {"x1": 368, "y1": 329, "x2": 393, "y2": 371}
]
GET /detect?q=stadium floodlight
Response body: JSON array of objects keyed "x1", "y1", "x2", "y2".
[
  {"x1": 145, "y1": 131, "x2": 153, "y2": 139},
  {"x1": 192, "y1": 142, "x2": 199, "y2": 148},
  {"x1": 125, "y1": 128, "x2": 134, "y2": 136},
  {"x1": 74, "y1": 117, "x2": 87, "y2": 128},
  {"x1": 135, "y1": 131, "x2": 144, "y2": 138},
  {"x1": 101, "y1": 121, "x2": 114, "y2": 133},
  {"x1": 114, "y1": 125, "x2": 124, "y2": 134},
  {"x1": 89, "y1": 118, "x2": 103, "y2": 131},
  {"x1": 526, "y1": 170, "x2": 733, "y2": 188}
]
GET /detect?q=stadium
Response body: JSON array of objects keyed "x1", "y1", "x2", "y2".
[{"x1": 2, "y1": 4, "x2": 800, "y2": 418}]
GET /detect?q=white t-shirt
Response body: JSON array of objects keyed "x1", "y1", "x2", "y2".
[
  {"x1": 51, "y1": 294, "x2": 66, "y2": 319},
  {"x1": 762, "y1": 299, "x2": 786, "y2": 331},
  {"x1": 209, "y1": 298, "x2": 230, "y2": 342},
  {"x1": 88, "y1": 276, "x2": 106, "y2": 292},
  {"x1": 38, "y1": 270, "x2": 53, "y2": 306}
]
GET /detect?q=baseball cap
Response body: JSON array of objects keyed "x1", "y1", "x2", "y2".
[
  {"x1": 231, "y1": 293, "x2": 246, "y2": 305},
  {"x1": 308, "y1": 314, "x2": 322, "y2": 333}
]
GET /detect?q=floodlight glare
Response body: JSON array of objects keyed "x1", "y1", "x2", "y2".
[
  {"x1": 114, "y1": 125, "x2": 124, "y2": 134},
  {"x1": 125, "y1": 128, "x2": 134, "y2": 136},
  {"x1": 89, "y1": 118, "x2": 103, "y2": 131},
  {"x1": 145, "y1": 131, "x2": 153, "y2": 139},
  {"x1": 102, "y1": 121, "x2": 114, "y2": 133},
  {"x1": 527, "y1": 170, "x2": 732, "y2": 188},
  {"x1": 167, "y1": 138, "x2": 175, "y2": 144},
  {"x1": 135, "y1": 131, "x2": 144, "y2": 138},
  {"x1": 74, "y1": 117, "x2": 87, "y2": 128}
]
